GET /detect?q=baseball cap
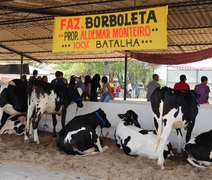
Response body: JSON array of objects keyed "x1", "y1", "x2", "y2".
[{"x1": 74, "y1": 74, "x2": 81, "y2": 78}]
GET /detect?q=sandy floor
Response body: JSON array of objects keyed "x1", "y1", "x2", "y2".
[{"x1": 0, "y1": 131, "x2": 211, "y2": 180}]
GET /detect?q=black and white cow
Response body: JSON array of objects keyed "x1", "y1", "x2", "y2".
[
  {"x1": 0, "y1": 114, "x2": 26, "y2": 136},
  {"x1": 0, "y1": 79, "x2": 27, "y2": 130},
  {"x1": 56, "y1": 108, "x2": 111, "y2": 155},
  {"x1": 150, "y1": 87, "x2": 199, "y2": 169},
  {"x1": 184, "y1": 130, "x2": 212, "y2": 168},
  {"x1": 24, "y1": 81, "x2": 83, "y2": 144},
  {"x1": 114, "y1": 110, "x2": 173, "y2": 160}
]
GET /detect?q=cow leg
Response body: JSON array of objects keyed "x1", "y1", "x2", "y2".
[
  {"x1": 61, "y1": 108, "x2": 67, "y2": 128},
  {"x1": 32, "y1": 120, "x2": 40, "y2": 144},
  {"x1": 52, "y1": 109, "x2": 66, "y2": 137},
  {"x1": 94, "y1": 134, "x2": 108, "y2": 152},
  {"x1": 0, "y1": 112, "x2": 9, "y2": 130},
  {"x1": 185, "y1": 122, "x2": 195, "y2": 143},
  {"x1": 32, "y1": 106, "x2": 45, "y2": 144},
  {"x1": 176, "y1": 129, "x2": 183, "y2": 153},
  {"x1": 157, "y1": 121, "x2": 173, "y2": 169},
  {"x1": 0, "y1": 108, "x2": 3, "y2": 128},
  {"x1": 24, "y1": 105, "x2": 34, "y2": 142},
  {"x1": 52, "y1": 114, "x2": 57, "y2": 137}
]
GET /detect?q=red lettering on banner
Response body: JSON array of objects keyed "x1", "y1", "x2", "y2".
[
  {"x1": 60, "y1": 18, "x2": 80, "y2": 30},
  {"x1": 80, "y1": 29, "x2": 110, "y2": 40},
  {"x1": 60, "y1": 18, "x2": 67, "y2": 30},
  {"x1": 112, "y1": 26, "x2": 151, "y2": 38},
  {"x1": 74, "y1": 41, "x2": 90, "y2": 49}
]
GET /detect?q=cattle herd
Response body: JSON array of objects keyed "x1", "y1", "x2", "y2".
[{"x1": 0, "y1": 80, "x2": 212, "y2": 170}]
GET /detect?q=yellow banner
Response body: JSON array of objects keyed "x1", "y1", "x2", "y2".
[{"x1": 52, "y1": 6, "x2": 168, "y2": 52}]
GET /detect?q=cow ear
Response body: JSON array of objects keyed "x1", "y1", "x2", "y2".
[{"x1": 118, "y1": 114, "x2": 123, "y2": 119}]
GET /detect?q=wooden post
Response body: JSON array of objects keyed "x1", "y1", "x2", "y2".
[
  {"x1": 20, "y1": 53, "x2": 23, "y2": 79},
  {"x1": 124, "y1": 53, "x2": 128, "y2": 100}
]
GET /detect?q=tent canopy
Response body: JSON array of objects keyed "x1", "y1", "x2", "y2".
[{"x1": 0, "y1": 0, "x2": 211, "y2": 64}]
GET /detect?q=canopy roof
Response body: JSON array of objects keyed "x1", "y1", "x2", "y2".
[{"x1": 0, "y1": 0, "x2": 211, "y2": 64}]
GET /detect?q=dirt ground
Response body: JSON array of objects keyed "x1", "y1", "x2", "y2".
[{"x1": 0, "y1": 131, "x2": 211, "y2": 180}]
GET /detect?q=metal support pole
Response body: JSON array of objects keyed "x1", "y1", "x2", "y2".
[
  {"x1": 20, "y1": 53, "x2": 23, "y2": 78},
  {"x1": 124, "y1": 53, "x2": 128, "y2": 100}
]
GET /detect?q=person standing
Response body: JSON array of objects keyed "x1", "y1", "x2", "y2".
[
  {"x1": 90, "y1": 74, "x2": 101, "y2": 102},
  {"x1": 74, "y1": 74, "x2": 85, "y2": 99},
  {"x1": 146, "y1": 74, "x2": 160, "y2": 101},
  {"x1": 42, "y1": 75, "x2": 48, "y2": 82},
  {"x1": 68, "y1": 75, "x2": 75, "y2": 92},
  {"x1": 194, "y1": 76, "x2": 210, "y2": 104},
  {"x1": 84, "y1": 75, "x2": 91, "y2": 101},
  {"x1": 134, "y1": 81, "x2": 139, "y2": 98},
  {"x1": 29, "y1": 69, "x2": 38, "y2": 84},
  {"x1": 174, "y1": 74, "x2": 190, "y2": 90},
  {"x1": 21, "y1": 75, "x2": 27, "y2": 82},
  {"x1": 51, "y1": 71, "x2": 67, "y2": 87},
  {"x1": 74, "y1": 74, "x2": 85, "y2": 91}
]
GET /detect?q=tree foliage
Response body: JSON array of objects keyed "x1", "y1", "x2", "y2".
[{"x1": 53, "y1": 61, "x2": 158, "y2": 89}]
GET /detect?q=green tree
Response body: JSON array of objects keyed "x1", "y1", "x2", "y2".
[
  {"x1": 104, "y1": 62, "x2": 125, "y2": 87},
  {"x1": 54, "y1": 62, "x2": 105, "y2": 80},
  {"x1": 127, "y1": 61, "x2": 157, "y2": 89},
  {"x1": 53, "y1": 61, "x2": 158, "y2": 90}
]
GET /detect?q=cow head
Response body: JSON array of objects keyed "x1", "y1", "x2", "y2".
[
  {"x1": 95, "y1": 108, "x2": 111, "y2": 128},
  {"x1": 118, "y1": 110, "x2": 141, "y2": 128},
  {"x1": 73, "y1": 88, "x2": 83, "y2": 108}
]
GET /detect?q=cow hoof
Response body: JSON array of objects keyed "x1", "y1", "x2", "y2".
[
  {"x1": 24, "y1": 136, "x2": 29, "y2": 143},
  {"x1": 34, "y1": 140, "x2": 40, "y2": 144},
  {"x1": 24, "y1": 139, "x2": 29, "y2": 143},
  {"x1": 157, "y1": 160, "x2": 165, "y2": 170},
  {"x1": 177, "y1": 149, "x2": 182, "y2": 153},
  {"x1": 102, "y1": 146, "x2": 109, "y2": 151},
  {"x1": 157, "y1": 163, "x2": 165, "y2": 170},
  {"x1": 53, "y1": 132, "x2": 57, "y2": 137},
  {"x1": 160, "y1": 165, "x2": 165, "y2": 170}
]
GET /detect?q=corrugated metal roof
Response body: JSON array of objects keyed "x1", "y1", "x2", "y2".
[{"x1": 0, "y1": 0, "x2": 211, "y2": 64}]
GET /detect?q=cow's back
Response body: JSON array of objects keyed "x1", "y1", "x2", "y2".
[
  {"x1": 58, "y1": 115, "x2": 95, "y2": 136},
  {"x1": 56, "y1": 115, "x2": 98, "y2": 155},
  {"x1": 0, "y1": 79, "x2": 27, "y2": 112},
  {"x1": 151, "y1": 87, "x2": 198, "y2": 123},
  {"x1": 185, "y1": 130, "x2": 212, "y2": 162}
]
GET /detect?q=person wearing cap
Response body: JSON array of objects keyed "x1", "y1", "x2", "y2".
[
  {"x1": 174, "y1": 74, "x2": 190, "y2": 91},
  {"x1": 74, "y1": 74, "x2": 85, "y2": 98}
]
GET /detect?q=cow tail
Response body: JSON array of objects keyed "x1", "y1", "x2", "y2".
[{"x1": 156, "y1": 101, "x2": 164, "y2": 152}]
